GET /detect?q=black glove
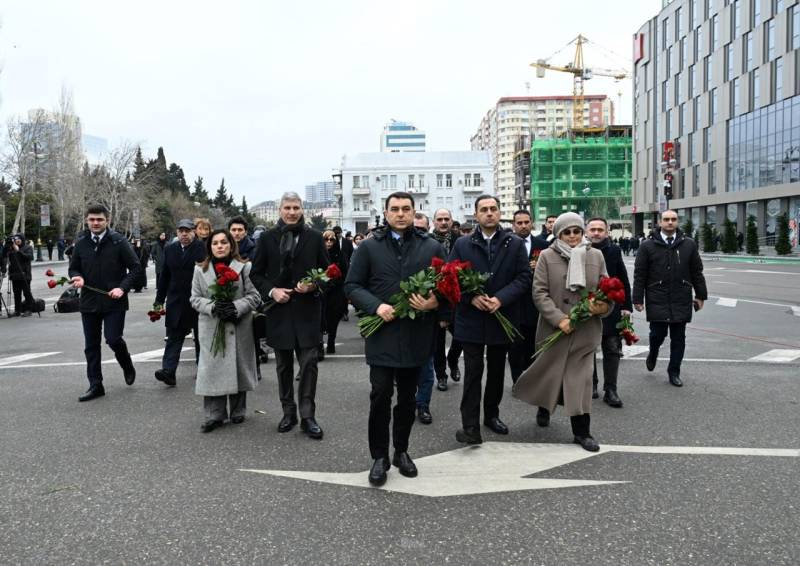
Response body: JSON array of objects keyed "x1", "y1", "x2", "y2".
[
  {"x1": 221, "y1": 301, "x2": 239, "y2": 323},
  {"x1": 212, "y1": 300, "x2": 231, "y2": 319}
]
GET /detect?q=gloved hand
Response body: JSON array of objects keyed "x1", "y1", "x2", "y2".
[
  {"x1": 212, "y1": 300, "x2": 231, "y2": 319},
  {"x1": 221, "y1": 302, "x2": 239, "y2": 323}
]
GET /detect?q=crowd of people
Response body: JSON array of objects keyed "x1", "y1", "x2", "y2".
[{"x1": 55, "y1": 192, "x2": 707, "y2": 487}]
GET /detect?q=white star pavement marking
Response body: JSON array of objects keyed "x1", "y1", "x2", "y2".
[{"x1": 240, "y1": 442, "x2": 799, "y2": 497}]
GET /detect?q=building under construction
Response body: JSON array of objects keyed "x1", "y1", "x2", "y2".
[{"x1": 529, "y1": 125, "x2": 632, "y2": 226}]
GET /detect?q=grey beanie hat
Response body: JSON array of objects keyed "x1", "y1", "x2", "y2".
[{"x1": 552, "y1": 212, "x2": 585, "y2": 238}]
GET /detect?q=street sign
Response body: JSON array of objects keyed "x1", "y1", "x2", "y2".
[{"x1": 40, "y1": 204, "x2": 50, "y2": 227}]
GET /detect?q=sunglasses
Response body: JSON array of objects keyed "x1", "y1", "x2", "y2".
[
  {"x1": 561, "y1": 228, "x2": 584, "y2": 236},
  {"x1": 324, "y1": 237, "x2": 336, "y2": 241}
]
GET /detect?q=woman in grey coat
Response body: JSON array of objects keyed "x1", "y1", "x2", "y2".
[
  {"x1": 513, "y1": 212, "x2": 611, "y2": 452},
  {"x1": 190, "y1": 229, "x2": 262, "y2": 433}
]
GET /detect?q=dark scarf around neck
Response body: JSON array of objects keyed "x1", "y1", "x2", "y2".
[{"x1": 276, "y1": 216, "x2": 305, "y2": 286}]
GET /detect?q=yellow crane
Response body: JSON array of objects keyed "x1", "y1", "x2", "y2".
[{"x1": 531, "y1": 34, "x2": 630, "y2": 129}]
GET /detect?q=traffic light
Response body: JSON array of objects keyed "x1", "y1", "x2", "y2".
[{"x1": 663, "y1": 172, "x2": 674, "y2": 200}]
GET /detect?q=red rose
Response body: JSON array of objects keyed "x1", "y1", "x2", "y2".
[
  {"x1": 46, "y1": 269, "x2": 55, "y2": 277},
  {"x1": 214, "y1": 263, "x2": 226, "y2": 274},
  {"x1": 607, "y1": 290, "x2": 626, "y2": 304},
  {"x1": 224, "y1": 269, "x2": 239, "y2": 282},
  {"x1": 217, "y1": 276, "x2": 227, "y2": 286},
  {"x1": 326, "y1": 263, "x2": 342, "y2": 280},
  {"x1": 47, "y1": 280, "x2": 57, "y2": 289},
  {"x1": 431, "y1": 257, "x2": 445, "y2": 272}
]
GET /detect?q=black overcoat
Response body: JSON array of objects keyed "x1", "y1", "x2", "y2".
[
  {"x1": 4, "y1": 244, "x2": 34, "y2": 281},
  {"x1": 592, "y1": 238, "x2": 634, "y2": 335},
  {"x1": 632, "y1": 230, "x2": 708, "y2": 323},
  {"x1": 518, "y1": 235, "x2": 549, "y2": 328},
  {"x1": 448, "y1": 229, "x2": 531, "y2": 345},
  {"x1": 250, "y1": 224, "x2": 330, "y2": 350},
  {"x1": 345, "y1": 228, "x2": 447, "y2": 368},
  {"x1": 68, "y1": 230, "x2": 141, "y2": 313},
  {"x1": 155, "y1": 238, "x2": 207, "y2": 330}
]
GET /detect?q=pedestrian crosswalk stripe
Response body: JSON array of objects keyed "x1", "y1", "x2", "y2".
[
  {"x1": 0, "y1": 352, "x2": 61, "y2": 366},
  {"x1": 716, "y1": 297, "x2": 738, "y2": 307},
  {"x1": 622, "y1": 345, "x2": 650, "y2": 357},
  {"x1": 792, "y1": 307, "x2": 800, "y2": 317},
  {"x1": 747, "y1": 349, "x2": 800, "y2": 363}
]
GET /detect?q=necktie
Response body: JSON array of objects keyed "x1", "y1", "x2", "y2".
[
  {"x1": 93, "y1": 235, "x2": 100, "y2": 249},
  {"x1": 667, "y1": 236, "x2": 674, "y2": 246}
]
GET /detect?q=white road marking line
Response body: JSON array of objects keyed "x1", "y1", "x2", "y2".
[
  {"x1": 707, "y1": 295, "x2": 800, "y2": 309},
  {"x1": 622, "y1": 345, "x2": 650, "y2": 357},
  {"x1": 130, "y1": 347, "x2": 192, "y2": 362},
  {"x1": 0, "y1": 358, "x2": 196, "y2": 370},
  {"x1": 0, "y1": 352, "x2": 61, "y2": 366},
  {"x1": 741, "y1": 269, "x2": 795, "y2": 275},
  {"x1": 747, "y1": 349, "x2": 800, "y2": 363},
  {"x1": 792, "y1": 307, "x2": 800, "y2": 317},
  {"x1": 716, "y1": 297, "x2": 738, "y2": 307}
]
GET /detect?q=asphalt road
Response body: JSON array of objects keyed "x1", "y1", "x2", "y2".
[{"x1": 0, "y1": 260, "x2": 798, "y2": 565}]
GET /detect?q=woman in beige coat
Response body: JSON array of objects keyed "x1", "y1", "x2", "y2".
[{"x1": 513, "y1": 212, "x2": 610, "y2": 451}]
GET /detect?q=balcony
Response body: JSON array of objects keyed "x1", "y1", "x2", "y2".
[
  {"x1": 463, "y1": 184, "x2": 484, "y2": 193},
  {"x1": 351, "y1": 209, "x2": 372, "y2": 218},
  {"x1": 352, "y1": 187, "x2": 371, "y2": 196},
  {"x1": 409, "y1": 186, "x2": 429, "y2": 195}
]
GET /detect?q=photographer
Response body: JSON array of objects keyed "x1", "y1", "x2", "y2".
[{"x1": 1, "y1": 234, "x2": 35, "y2": 317}]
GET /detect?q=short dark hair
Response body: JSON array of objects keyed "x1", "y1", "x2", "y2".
[
  {"x1": 85, "y1": 204, "x2": 109, "y2": 218},
  {"x1": 474, "y1": 194, "x2": 500, "y2": 211},
  {"x1": 227, "y1": 215, "x2": 248, "y2": 230},
  {"x1": 546, "y1": 214, "x2": 558, "y2": 221},
  {"x1": 586, "y1": 217, "x2": 608, "y2": 226},
  {"x1": 385, "y1": 191, "x2": 415, "y2": 209},
  {"x1": 513, "y1": 210, "x2": 532, "y2": 220},
  {"x1": 333, "y1": 225, "x2": 342, "y2": 233}
]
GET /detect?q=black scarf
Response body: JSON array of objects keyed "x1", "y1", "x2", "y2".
[{"x1": 276, "y1": 216, "x2": 305, "y2": 286}]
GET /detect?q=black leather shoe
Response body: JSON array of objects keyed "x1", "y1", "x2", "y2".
[
  {"x1": 436, "y1": 377, "x2": 448, "y2": 391},
  {"x1": 668, "y1": 373, "x2": 683, "y2": 387},
  {"x1": 603, "y1": 389, "x2": 623, "y2": 408},
  {"x1": 455, "y1": 427, "x2": 483, "y2": 445},
  {"x1": 300, "y1": 417, "x2": 323, "y2": 439},
  {"x1": 646, "y1": 349, "x2": 658, "y2": 371},
  {"x1": 78, "y1": 385, "x2": 105, "y2": 402},
  {"x1": 368, "y1": 457, "x2": 390, "y2": 486},
  {"x1": 154, "y1": 369, "x2": 176, "y2": 387},
  {"x1": 201, "y1": 420, "x2": 223, "y2": 433},
  {"x1": 123, "y1": 364, "x2": 136, "y2": 386},
  {"x1": 484, "y1": 417, "x2": 509, "y2": 435},
  {"x1": 449, "y1": 365, "x2": 461, "y2": 382},
  {"x1": 574, "y1": 435, "x2": 600, "y2": 452},
  {"x1": 317, "y1": 344, "x2": 325, "y2": 362},
  {"x1": 536, "y1": 407, "x2": 550, "y2": 427},
  {"x1": 592, "y1": 382, "x2": 599, "y2": 399},
  {"x1": 230, "y1": 415, "x2": 245, "y2": 424},
  {"x1": 392, "y1": 452, "x2": 418, "y2": 478},
  {"x1": 326, "y1": 344, "x2": 336, "y2": 354},
  {"x1": 277, "y1": 414, "x2": 298, "y2": 433},
  {"x1": 417, "y1": 405, "x2": 433, "y2": 424}
]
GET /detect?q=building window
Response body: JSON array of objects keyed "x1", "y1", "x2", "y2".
[
  {"x1": 725, "y1": 43, "x2": 734, "y2": 81},
  {"x1": 408, "y1": 174, "x2": 415, "y2": 188},
  {"x1": 436, "y1": 174, "x2": 443, "y2": 188},
  {"x1": 676, "y1": 7, "x2": 684, "y2": 40},
  {"x1": 679, "y1": 168, "x2": 686, "y2": 199},
  {"x1": 381, "y1": 175, "x2": 388, "y2": 188},
  {"x1": 694, "y1": 96, "x2": 701, "y2": 129},
  {"x1": 711, "y1": 87, "x2": 718, "y2": 123},
  {"x1": 445, "y1": 174, "x2": 452, "y2": 188},
  {"x1": 766, "y1": 19, "x2": 775, "y2": 62},
  {"x1": 693, "y1": 164, "x2": 701, "y2": 196},
  {"x1": 704, "y1": 56, "x2": 712, "y2": 91},
  {"x1": 681, "y1": 37, "x2": 687, "y2": 69},
  {"x1": 679, "y1": 103, "x2": 686, "y2": 135},
  {"x1": 694, "y1": 26, "x2": 703, "y2": 61},
  {"x1": 676, "y1": 74, "x2": 683, "y2": 102},
  {"x1": 733, "y1": 0, "x2": 741, "y2": 37},
  {"x1": 704, "y1": 127, "x2": 712, "y2": 161},
  {"x1": 731, "y1": 77, "x2": 741, "y2": 116},
  {"x1": 688, "y1": 132, "x2": 694, "y2": 164},
  {"x1": 689, "y1": 65, "x2": 696, "y2": 97},
  {"x1": 662, "y1": 80, "x2": 669, "y2": 111},
  {"x1": 744, "y1": 32, "x2": 753, "y2": 72},
  {"x1": 692, "y1": 0, "x2": 699, "y2": 28},
  {"x1": 772, "y1": 57, "x2": 783, "y2": 101},
  {"x1": 389, "y1": 175, "x2": 397, "y2": 189},
  {"x1": 751, "y1": 68, "x2": 761, "y2": 109},
  {"x1": 709, "y1": 161, "x2": 717, "y2": 194},
  {"x1": 753, "y1": 0, "x2": 761, "y2": 26},
  {"x1": 667, "y1": 46, "x2": 673, "y2": 75},
  {"x1": 352, "y1": 176, "x2": 360, "y2": 189},
  {"x1": 362, "y1": 175, "x2": 369, "y2": 188},
  {"x1": 791, "y1": 5, "x2": 800, "y2": 50},
  {"x1": 666, "y1": 109, "x2": 673, "y2": 139},
  {"x1": 419, "y1": 174, "x2": 425, "y2": 187},
  {"x1": 475, "y1": 175, "x2": 481, "y2": 187},
  {"x1": 772, "y1": 0, "x2": 784, "y2": 14},
  {"x1": 711, "y1": 14, "x2": 719, "y2": 50}
]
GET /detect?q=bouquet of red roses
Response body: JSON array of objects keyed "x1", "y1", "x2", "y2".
[
  {"x1": 616, "y1": 313, "x2": 639, "y2": 345},
  {"x1": 209, "y1": 263, "x2": 240, "y2": 357},
  {"x1": 452, "y1": 262, "x2": 524, "y2": 342},
  {"x1": 533, "y1": 276, "x2": 626, "y2": 357},
  {"x1": 148, "y1": 303, "x2": 166, "y2": 322},
  {"x1": 46, "y1": 270, "x2": 106, "y2": 294},
  {"x1": 258, "y1": 263, "x2": 343, "y2": 314}
]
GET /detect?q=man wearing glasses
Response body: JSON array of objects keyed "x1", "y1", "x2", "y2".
[{"x1": 633, "y1": 210, "x2": 707, "y2": 387}]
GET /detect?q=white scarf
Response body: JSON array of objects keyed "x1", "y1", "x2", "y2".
[{"x1": 551, "y1": 237, "x2": 590, "y2": 291}]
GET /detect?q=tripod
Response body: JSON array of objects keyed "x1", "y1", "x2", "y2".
[{"x1": 0, "y1": 272, "x2": 10, "y2": 318}]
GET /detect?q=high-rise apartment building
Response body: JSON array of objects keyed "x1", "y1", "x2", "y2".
[
  {"x1": 304, "y1": 180, "x2": 335, "y2": 205},
  {"x1": 471, "y1": 95, "x2": 614, "y2": 220},
  {"x1": 630, "y1": 0, "x2": 800, "y2": 248},
  {"x1": 380, "y1": 119, "x2": 426, "y2": 152}
]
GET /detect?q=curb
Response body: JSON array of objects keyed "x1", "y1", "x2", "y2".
[{"x1": 699, "y1": 253, "x2": 800, "y2": 264}]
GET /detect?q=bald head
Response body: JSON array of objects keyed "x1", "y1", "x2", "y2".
[
  {"x1": 659, "y1": 209, "x2": 679, "y2": 235},
  {"x1": 433, "y1": 208, "x2": 453, "y2": 234}
]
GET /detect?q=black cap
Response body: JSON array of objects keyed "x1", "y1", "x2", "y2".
[{"x1": 176, "y1": 219, "x2": 195, "y2": 230}]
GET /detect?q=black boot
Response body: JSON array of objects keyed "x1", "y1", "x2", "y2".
[
  {"x1": 326, "y1": 336, "x2": 336, "y2": 354},
  {"x1": 317, "y1": 343, "x2": 325, "y2": 362},
  {"x1": 603, "y1": 388, "x2": 623, "y2": 408},
  {"x1": 571, "y1": 414, "x2": 599, "y2": 452}
]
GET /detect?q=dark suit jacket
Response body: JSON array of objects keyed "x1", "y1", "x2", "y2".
[
  {"x1": 517, "y1": 234, "x2": 549, "y2": 327},
  {"x1": 250, "y1": 225, "x2": 330, "y2": 350},
  {"x1": 156, "y1": 238, "x2": 207, "y2": 329}
]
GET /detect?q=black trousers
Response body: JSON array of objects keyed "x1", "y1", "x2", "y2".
[
  {"x1": 368, "y1": 365, "x2": 419, "y2": 459},
  {"x1": 508, "y1": 323, "x2": 536, "y2": 383},
  {"x1": 11, "y1": 279, "x2": 35, "y2": 313},
  {"x1": 162, "y1": 320, "x2": 200, "y2": 372},
  {"x1": 275, "y1": 346, "x2": 318, "y2": 418},
  {"x1": 649, "y1": 321, "x2": 687, "y2": 375},
  {"x1": 80, "y1": 310, "x2": 132, "y2": 387},
  {"x1": 593, "y1": 335, "x2": 622, "y2": 391},
  {"x1": 460, "y1": 342, "x2": 508, "y2": 429},
  {"x1": 433, "y1": 325, "x2": 463, "y2": 379}
]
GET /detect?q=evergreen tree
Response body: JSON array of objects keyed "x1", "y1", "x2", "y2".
[
  {"x1": 240, "y1": 195, "x2": 257, "y2": 228},
  {"x1": 701, "y1": 222, "x2": 716, "y2": 252},
  {"x1": 133, "y1": 146, "x2": 146, "y2": 179},
  {"x1": 192, "y1": 176, "x2": 210, "y2": 205},
  {"x1": 681, "y1": 217, "x2": 694, "y2": 238},
  {"x1": 213, "y1": 178, "x2": 229, "y2": 210},
  {"x1": 721, "y1": 218, "x2": 738, "y2": 253},
  {"x1": 309, "y1": 213, "x2": 328, "y2": 231},
  {"x1": 775, "y1": 212, "x2": 792, "y2": 255},
  {"x1": 166, "y1": 163, "x2": 190, "y2": 196},
  {"x1": 746, "y1": 214, "x2": 760, "y2": 255}
]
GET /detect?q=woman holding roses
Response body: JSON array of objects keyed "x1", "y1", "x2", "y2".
[
  {"x1": 190, "y1": 229, "x2": 262, "y2": 433},
  {"x1": 512, "y1": 212, "x2": 611, "y2": 452}
]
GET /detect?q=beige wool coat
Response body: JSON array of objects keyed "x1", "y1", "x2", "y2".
[{"x1": 512, "y1": 246, "x2": 609, "y2": 416}]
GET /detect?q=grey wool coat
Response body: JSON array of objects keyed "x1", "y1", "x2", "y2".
[
  {"x1": 190, "y1": 260, "x2": 262, "y2": 397},
  {"x1": 512, "y1": 246, "x2": 609, "y2": 416}
]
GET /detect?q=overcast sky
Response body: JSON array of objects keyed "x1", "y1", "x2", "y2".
[{"x1": 0, "y1": 0, "x2": 657, "y2": 205}]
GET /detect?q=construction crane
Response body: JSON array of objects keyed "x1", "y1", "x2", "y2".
[{"x1": 531, "y1": 34, "x2": 631, "y2": 129}]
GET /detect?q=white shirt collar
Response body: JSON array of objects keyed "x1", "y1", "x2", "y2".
[
  {"x1": 92, "y1": 230, "x2": 107, "y2": 241},
  {"x1": 661, "y1": 231, "x2": 676, "y2": 243},
  {"x1": 481, "y1": 230, "x2": 497, "y2": 241}
]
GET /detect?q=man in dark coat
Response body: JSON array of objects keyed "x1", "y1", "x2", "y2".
[
  {"x1": 633, "y1": 210, "x2": 708, "y2": 387},
  {"x1": 430, "y1": 208, "x2": 464, "y2": 390},
  {"x1": 153, "y1": 219, "x2": 206, "y2": 386},
  {"x1": 539, "y1": 214, "x2": 557, "y2": 244},
  {"x1": 229, "y1": 215, "x2": 256, "y2": 260},
  {"x1": 251, "y1": 192, "x2": 330, "y2": 439},
  {"x1": 1, "y1": 234, "x2": 35, "y2": 316},
  {"x1": 587, "y1": 218, "x2": 633, "y2": 407},
  {"x1": 68, "y1": 204, "x2": 141, "y2": 402},
  {"x1": 57, "y1": 237, "x2": 66, "y2": 261},
  {"x1": 449, "y1": 195, "x2": 531, "y2": 444},
  {"x1": 333, "y1": 226, "x2": 353, "y2": 263},
  {"x1": 508, "y1": 210, "x2": 549, "y2": 383},
  {"x1": 345, "y1": 191, "x2": 448, "y2": 486},
  {"x1": 151, "y1": 232, "x2": 167, "y2": 292}
]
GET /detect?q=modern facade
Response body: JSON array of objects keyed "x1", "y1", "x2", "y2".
[
  {"x1": 335, "y1": 151, "x2": 493, "y2": 234},
  {"x1": 630, "y1": 0, "x2": 800, "y2": 248},
  {"x1": 304, "y1": 180, "x2": 335, "y2": 205},
  {"x1": 82, "y1": 134, "x2": 108, "y2": 166},
  {"x1": 380, "y1": 120, "x2": 426, "y2": 152},
  {"x1": 471, "y1": 95, "x2": 614, "y2": 220}
]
